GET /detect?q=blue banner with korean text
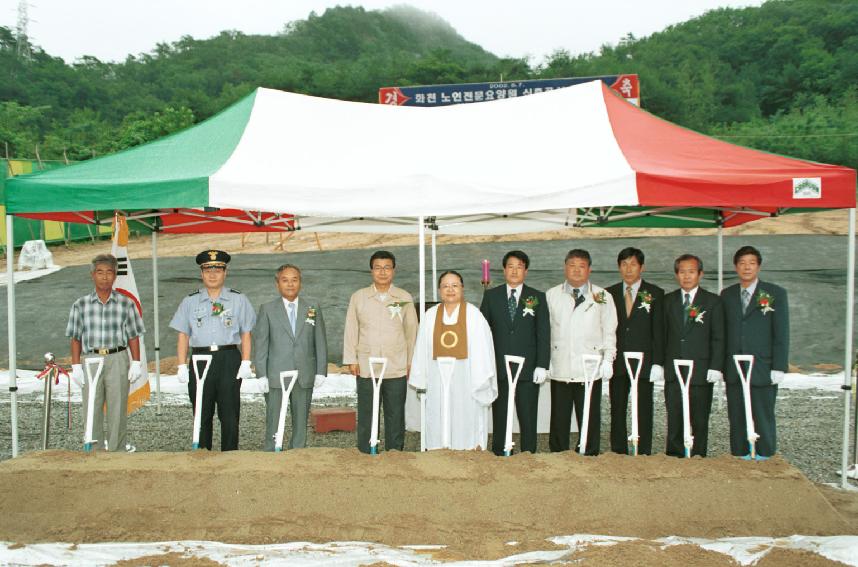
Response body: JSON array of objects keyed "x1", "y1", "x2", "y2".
[{"x1": 379, "y1": 74, "x2": 639, "y2": 107}]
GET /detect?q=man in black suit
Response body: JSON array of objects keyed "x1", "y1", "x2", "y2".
[
  {"x1": 606, "y1": 247, "x2": 665, "y2": 455},
  {"x1": 480, "y1": 250, "x2": 550, "y2": 455},
  {"x1": 721, "y1": 245, "x2": 789, "y2": 458},
  {"x1": 663, "y1": 254, "x2": 725, "y2": 457}
]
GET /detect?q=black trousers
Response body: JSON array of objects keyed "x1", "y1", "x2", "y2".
[
  {"x1": 356, "y1": 376, "x2": 406, "y2": 453},
  {"x1": 664, "y1": 381, "x2": 713, "y2": 457},
  {"x1": 549, "y1": 379, "x2": 602, "y2": 455},
  {"x1": 188, "y1": 349, "x2": 242, "y2": 451},
  {"x1": 491, "y1": 377, "x2": 540, "y2": 455},
  {"x1": 609, "y1": 370, "x2": 654, "y2": 455},
  {"x1": 726, "y1": 382, "x2": 778, "y2": 457}
]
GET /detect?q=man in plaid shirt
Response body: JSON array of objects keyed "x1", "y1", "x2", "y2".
[{"x1": 67, "y1": 254, "x2": 145, "y2": 452}]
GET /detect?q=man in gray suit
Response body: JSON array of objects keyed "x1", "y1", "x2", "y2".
[{"x1": 253, "y1": 264, "x2": 328, "y2": 450}]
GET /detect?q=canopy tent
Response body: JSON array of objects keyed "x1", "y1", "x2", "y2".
[
  {"x1": 6, "y1": 81, "x2": 855, "y2": 232},
  {"x1": 4, "y1": 81, "x2": 857, "y2": 484}
]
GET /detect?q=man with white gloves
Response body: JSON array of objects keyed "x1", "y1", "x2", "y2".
[
  {"x1": 169, "y1": 250, "x2": 255, "y2": 451},
  {"x1": 480, "y1": 250, "x2": 550, "y2": 455},
  {"x1": 67, "y1": 254, "x2": 145, "y2": 452},
  {"x1": 606, "y1": 247, "x2": 665, "y2": 455},
  {"x1": 721, "y1": 245, "x2": 789, "y2": 458},
  {"x1": 663, "y1": 254, "x2": 725, "y2": 458},
  {"x1": 253, "y1": 264, "x2": 328, "y2": 450},
  {"x1": 546, "y1": 249, "x2": 618, "y2": 455}
]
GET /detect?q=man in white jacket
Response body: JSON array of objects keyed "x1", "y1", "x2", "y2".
[{"x1": 546, "y1": 249, "x2": 618, "y2": 455}]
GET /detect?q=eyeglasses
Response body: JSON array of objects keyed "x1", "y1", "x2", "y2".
[
  {"x1": 372, "y1": 266, "x2": 394, "y2": 273},
  {"x1": 201, "y1": 266, "x2": 225, "y2": 273},
  {"x1": 440, "y1": 283, "x2": 462, "y2": 290}
]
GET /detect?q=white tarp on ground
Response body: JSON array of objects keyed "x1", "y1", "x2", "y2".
[
  {"x1": 209, "y1": 82, "x2": 638, "y2": 218},
  {"x1": 1, "y1": 534, "x2": 856, "y2": 566}
]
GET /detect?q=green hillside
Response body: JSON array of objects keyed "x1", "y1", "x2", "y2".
[{"x1": 1, "y1": 0, "x2": 857, "y2": 169}]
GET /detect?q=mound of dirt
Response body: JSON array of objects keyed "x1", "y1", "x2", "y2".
[{"x1": 0, "y1": 448, "x2": 852, "y2": 562}]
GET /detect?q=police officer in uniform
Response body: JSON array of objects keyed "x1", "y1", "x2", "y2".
[{"x1": 169, "y1": 250, "x2": 255, "y2": 451}]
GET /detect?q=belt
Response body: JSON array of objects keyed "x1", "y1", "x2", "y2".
[
  {"x1": 87, "y1": 346, "x2": 126, "y2": 355},
  {"x1": 191, "y1": 344, "x2": 239, "y2": 353}
]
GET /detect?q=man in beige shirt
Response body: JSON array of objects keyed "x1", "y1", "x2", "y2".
[{"x1": 344, "y1": 250, "x2": 418, "y2": 453}]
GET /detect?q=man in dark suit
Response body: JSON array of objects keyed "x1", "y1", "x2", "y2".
[
  {"x1": 606, "y1": 247, "x2": 665, "y2": 455},
  {"x1": 480, "y1": 250, "x2": 550, "y2": 455},
  {"x1": 663, "y1": 254, "x2": 725, "y2": 457},
  {"x1": 721, "y1": 245, "x2": 789, "y2": 458}
]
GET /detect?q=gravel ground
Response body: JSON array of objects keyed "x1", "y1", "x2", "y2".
[{"x1": 0, "y1": 385, "x2": 853, "y2": 486}]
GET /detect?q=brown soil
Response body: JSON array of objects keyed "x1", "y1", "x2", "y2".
[
  {"x1": 40, "y1": 210, "x2": 849, "y2": 268},
  {"x1": 0, "y1": 449, "x2": 854, "y2": 563}
]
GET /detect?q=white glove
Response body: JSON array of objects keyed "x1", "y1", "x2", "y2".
[
  {"x1": 706, "y1": 369, "x2": 723, "y2": 383},
  {"x1": 598, "y1": 359, "x2": 613, "y2": 381},
  {"x1": 533, "y1": 367, "x2": 547, "y2": 385},
  {"x1": 236, "y1": 360, "x2": 253, "y2": 380},
  {"x1": 256, "y1": 377, "x2": 270, "y2": 394},
  {"x1": 770, "y1": 370, "x2": 785, "y2": 385},
  {"x1": 314, "y1": 374, "x2": 326, "y2": 388},
  {"x1": 649, "y1": 364, "x2": 664, "y2": 384},
  {"x1": 128, "y1": 360, "x2": 142, "y2": 382},
  {"x1": 177, "y1": 364, "x2": 189, "y2": 384},
  {"x1": 70, "y1": 364, "x2": 84, "y2": 389}
]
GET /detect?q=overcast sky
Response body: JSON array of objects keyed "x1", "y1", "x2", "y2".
[{"x1": 4, "y1": 0, "x2": 764, "y2": 64}]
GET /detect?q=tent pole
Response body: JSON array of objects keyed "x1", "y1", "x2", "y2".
[
  {"x1": 717, "y1": 226, "x2": 724, "y2": 292},
  {"x1": 6, "y1": 214, "x2": 18, "y2": 457},
  {"x1": 842, "y1": 208, "x2": 856, "y2": 489},
  {"x1": 431, "y1": 229, "x2": 437, "y2": 302},
  {"x1": 418, "y1": 217, "x2": 425, "y2": 316},
  {"x1": 152, "y1": 230, "x2": 162, "y2": 415}
]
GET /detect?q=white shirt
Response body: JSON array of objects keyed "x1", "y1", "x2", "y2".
[
  {"x1": 505, "y1": 284, "x2": 523, "y2": 304},
  {"x1": 680, "y1": 286, "x2": 699, "y2": 305}
]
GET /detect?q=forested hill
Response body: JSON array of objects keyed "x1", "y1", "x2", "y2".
[{"x1": 2, "y1": 0, "x2": 857, "y2": 170}]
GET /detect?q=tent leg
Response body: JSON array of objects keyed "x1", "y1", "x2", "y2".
[
  {"x1": 152, "y1": 231, "x2": 162, "y2": 415},
  {"x1": 431, "y1": 230, "x2": 437, "y2": 302},
  {"x1": 842, "y1": 208, "x2": 856, "y2": 489},
  {"x1": 418, "y1": 217, "x2": 425, "y2": 316},
  {"x1": 717, "y1": 226, "x2": 724, "y2": 293},
  {"x1": 6, "y1": 215, "x2": 18, "y2": 457}
]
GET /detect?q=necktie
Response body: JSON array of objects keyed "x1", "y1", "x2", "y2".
[
  {"x1": 288, "y1": 302, "x2": 296, "y2": 334},
  {"x1": 508, "y1": 289, "x2": 517, "y2": 322},
  {"x1": 683, "y1": 292, "x2": 690, "y2": 327},
  {"x1": 573, "y1": 287, "x2": 584, "y2": 308},
  {"x1": 741, "y1": 288, "x2": 751, "y2": 314},
  {"x1": 625, "y1": 286, "x2": 634, "y2": 317}
]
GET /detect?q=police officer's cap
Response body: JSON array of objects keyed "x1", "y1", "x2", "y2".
[{"x1": 196, "y1": 249, "x2": 231, "y2": 268}]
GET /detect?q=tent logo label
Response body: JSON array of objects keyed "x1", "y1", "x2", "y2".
[{"x1": 793, "y1": 177, "x2": 821, "y2": 199}]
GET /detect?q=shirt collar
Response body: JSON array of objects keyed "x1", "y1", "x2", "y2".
[
  {"x1": 506, "y1": 283, "x2": 523, "y2": 297},
  {"x1": 624, "y1": 280, "x2": 642, "y2": 296},
  {"x1": 89, "y1": 290, "x2": 117, "y2": 304},
  {"x1": 681, "y1": 286, "x2": 699, "y2": 304},
  {"x1": 199, "y1": 288, "x2": 229, "y2": 303},
  {"x1": 563, "y1": 281, "x2": 589, "y2": 297},
  {"x1": 281, "y1": 296, "x2": 299, "y2": 309},
  {"x1": 740, "y1": 279, "x2": 759, "y2": 298}
]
